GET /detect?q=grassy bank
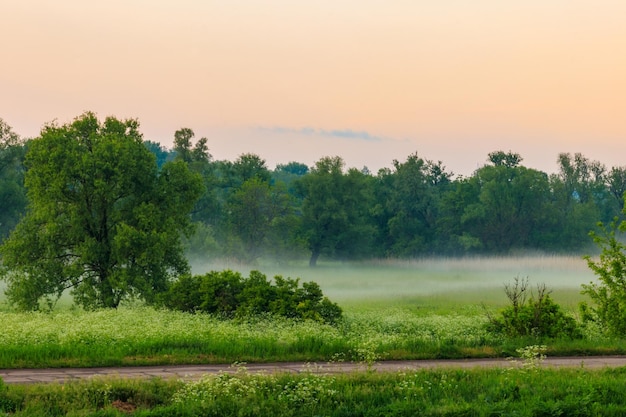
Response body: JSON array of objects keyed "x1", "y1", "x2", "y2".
[{"x1": 3, "y1": 365, "x2": 626, "y2": 416}]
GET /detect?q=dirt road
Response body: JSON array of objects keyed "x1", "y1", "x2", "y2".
[{"x1": 2, "y1": 356, "x2": 626, "y2": 384}]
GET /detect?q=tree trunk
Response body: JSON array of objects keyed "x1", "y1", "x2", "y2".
[{"x1": 309, "y1": 249, "x2": 320, "y2": 267}]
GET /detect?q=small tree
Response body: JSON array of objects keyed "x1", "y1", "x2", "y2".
[{"x1": 581, "y1": 206, "x2": 626, "y2": 336}]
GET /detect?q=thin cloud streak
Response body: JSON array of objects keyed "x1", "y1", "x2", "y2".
[{"x1": 256, "y1": 126, "x2": 387, "y2": 142}]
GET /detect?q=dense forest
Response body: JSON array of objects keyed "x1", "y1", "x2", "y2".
[{"x1": 1, "y1": 117, "x2": 625, "y2": 267}]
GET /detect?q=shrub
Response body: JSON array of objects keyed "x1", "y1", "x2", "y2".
[
  {"x1": 581, "y1": 217, "x2": 626, "y2": 336},
  {"x1": 161, "y1": 270, "x2": 343, "y2": 324},
  {"x1": 199, "y1": 270, "x2": 245, "y2": 315},
  {"x1": 486, "y1": 277, "x2": 581, "y2": 339},
  {"x1": 158, "y1": 274, "x2": 203, "y2": 313}
]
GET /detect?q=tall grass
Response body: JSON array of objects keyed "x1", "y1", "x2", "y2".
[
  {"x1": 1, "y1": 304, "x2": 624, "y2": 369},
  {"x1": 164, "y1": 365, "x2": 626, "y2": 417},
  {"x1": 1, "y1": 256, "x2": 621, "y2": 416},
  {"x1": 4, "y1": 365, "x2": 626, "y2": 416},
  {"x1": 0, "y1": 306, "x2": 496, "y2": 368}
]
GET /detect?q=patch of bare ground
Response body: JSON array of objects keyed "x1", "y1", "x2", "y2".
[{"x1": 111, "y1": 400, "x2": 136, "y2": 414}]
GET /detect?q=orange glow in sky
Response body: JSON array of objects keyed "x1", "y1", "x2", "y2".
[{"x1": 1, "y1": 0, "x2": 625, "y2": 175}]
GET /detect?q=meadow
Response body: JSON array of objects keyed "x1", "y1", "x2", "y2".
[
  {"x1": 4, "y1": 256, "x2": 626, "y2": 416},
  {"x1": 0, "y1": 255, "x2": 621, "y2": 369}
]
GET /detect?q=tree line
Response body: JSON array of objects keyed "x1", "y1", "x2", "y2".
[
  {"x1": 166, "y1": 130, "x2": 626, "y2": 266},
  {"x1": 1, "y1": 114, "x2": 625, "y2": 271}
]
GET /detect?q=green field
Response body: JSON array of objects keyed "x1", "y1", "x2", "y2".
[
  {"x1": 4, "y1": 255, "x2": 626, "y2": 416},
  {"x1": 0, "y1": 255, "x2": 618, "y2": 370}
]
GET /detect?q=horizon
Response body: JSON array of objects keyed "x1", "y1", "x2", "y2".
[{"x1": 2, "y1": 113, "x2": 623, "y2": 178}]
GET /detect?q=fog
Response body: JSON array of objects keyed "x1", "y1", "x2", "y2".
[
  {"x1": 191, "y1": 255, "x2": 596, "y2": 305},
  {"x1": 0, "y1": 255, "x2": 596, "y2": 309}
]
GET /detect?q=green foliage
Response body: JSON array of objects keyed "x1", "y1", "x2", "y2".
[
  {"x1": 460, "y1": 159, "x2": 554, "y2": 252},
  {"x1": 549, "y1": 152, "x2": 613, "y2": 250},
  {"x1": 0, "y1": 118, "x2": 27, "y2": 241},
  {"x1": 1, "y1": 299, "x2": 626, "y2": 370},
  {"x1": 487, "y1": 277, "x2": 581, "y2": 339},
  {"x1": 514, "y1": 344, "x2": 547, "y2": 370},
  {"x1": 161, "y1": 270, "x2": 343, "y2": 324},
  {"x1": 182, "y1": 222, "x2": 219, "y2": 263},
  {"x1": 144, "y1": 140, "x2": 174, "y2": 169},
  {"x1": 0, "y1": 305, "x2": 494, "y2": 369},
  {"x1": 173, "y1": 128, "x2": 210, "y2": 164},
  {"x1": 171, "y1": 365, "x2": 338, "y2": 414},
  {"x1": 296, "y1": 156, "x2": 376, "y2": 266},
  {"x1": 376, "y1": 153, "x2": 452, "y2": 256},
  {"x1": 224, "y1": 178, "x2": 295, "y2": 262},
  {"x1": 198, "y1": 270, "x2": 245, "y2": 315},
  {"x1": 581, "y1": 213, "x2": 626, "y2": 336},
  {"x1": 607, "y1": 166, "x2": 626, "y2": 209},
  {"x1": 272, "y1": 161, "x2": 309, "y2": 190},
  {"x1": 0, "y1": 112, "x2": 203, "y2": 310}
]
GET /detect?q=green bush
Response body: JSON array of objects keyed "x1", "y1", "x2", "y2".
[
  {"x1": 199, "y1": 270, "x2": 245, "y2": 316},
  {"x1": 161, "y1": 270, "x2": 343, "y2": 324},
  {"x1": 486, "y1": 277, "x2": 581, "y2": 339},
  {"x1": 159, "y1": 274, "x2": 203, "y2": 313},
  {"x1": 581, "y1": 217, "x2": 626, "y2": 336}
]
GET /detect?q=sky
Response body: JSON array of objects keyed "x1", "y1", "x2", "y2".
[{"x1": 1, "y1": 0, "x2": 625, "y2": 177}]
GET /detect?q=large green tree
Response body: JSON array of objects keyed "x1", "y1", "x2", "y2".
[
  {"x1": 451, "y1": 151, "x2": 555, "y2": 252},
  {"x1": 0, "y1": 113, "x2": 203, "y2": 310},
  {"x1": 296, "y1": 156, "x2": 375, "y2": 266},
  {"x1": 547, "y1": 153, "x2": 608, "y2": 250},
  {"x1": 377, "y1": 153, "x2": 452, "y2": 256},
  {"x1": 225, "y1": 177, "x2": 293, "y2": 262}
]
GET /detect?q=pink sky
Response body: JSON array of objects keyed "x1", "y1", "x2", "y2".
[{"x1": 1, "y1": 0, "x2": 625, "y2": 176}]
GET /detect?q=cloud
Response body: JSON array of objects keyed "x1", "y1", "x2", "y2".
[{"x1": 255, "y1": 126, "x2": 386, "y2": 142}]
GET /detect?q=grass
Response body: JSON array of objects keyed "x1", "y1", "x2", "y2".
[
  {"x1": 4, "y1": 365, "x2": 626, "y2": 416},
  {"x1": 0, "y1": 306, "x2": 491, "y2": 368},
  {"x1": 0, "y1": 303, "x2": 623, "y2": 368}
]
